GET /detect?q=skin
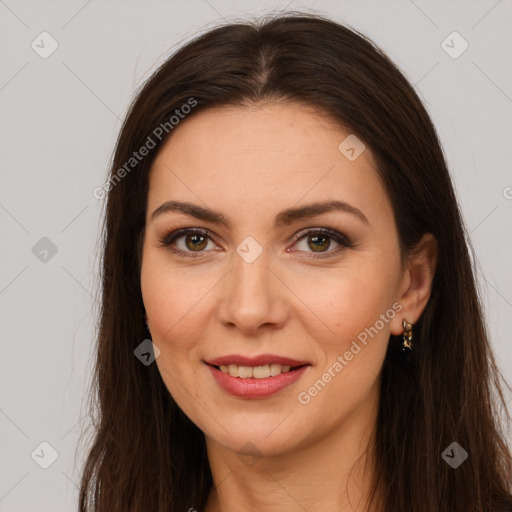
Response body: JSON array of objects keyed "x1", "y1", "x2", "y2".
[{"x1": 140, "y1": 102, "x2": 437, "y2": 512}]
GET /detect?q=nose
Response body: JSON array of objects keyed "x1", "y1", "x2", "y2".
[{"x1": 217, "y1": 248, "x2": 289, "y2": 334}]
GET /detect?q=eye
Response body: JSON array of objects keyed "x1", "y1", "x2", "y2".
[
  {"x1": 290, "y1": 228, "x2": 352, "y2": 259},
  {"x1": 157, "y1": 227, "x2": 352, "y2": 259},
  {"x1": 157, "y1": 228, "x2": 218, "y2": 258}
]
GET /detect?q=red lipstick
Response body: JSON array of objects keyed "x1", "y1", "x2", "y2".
[
  {"x1": 205, "y1": 354, "x2": 311, "y2": 399},
  {"x1": 206, "y1": 354, "x2": 309, "y2": 367}
]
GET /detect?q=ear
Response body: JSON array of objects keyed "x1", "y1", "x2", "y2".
[{"x1": 390, "y1": 233, "x2": 438, "y2": 336}]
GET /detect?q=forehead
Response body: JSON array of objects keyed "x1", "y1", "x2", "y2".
[{"x1": 147, "y1": 102, "x2": 392, "y2": 230}]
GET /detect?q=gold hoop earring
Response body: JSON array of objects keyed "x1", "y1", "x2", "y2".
[{"x1": 402, "y1": 319, "x2": 413, "y2": 351}]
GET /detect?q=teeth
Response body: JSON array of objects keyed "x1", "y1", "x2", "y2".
[
  {"x1": 249, "y1": 364, "x2": 268, "y2": 378},
  {"x1": 238, "y1": 365, "x2": 253, "y2": 378},
  {"x1": 218, "y1": 363, "x2": 294, "y2": 378}
]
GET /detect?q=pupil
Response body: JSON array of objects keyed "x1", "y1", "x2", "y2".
[
  {"x1": 187, "y1": 234, "x2": 206, "y2": 251},
  {"x1": 309, "y1": 235, "x2": 329, "y2": 252}
]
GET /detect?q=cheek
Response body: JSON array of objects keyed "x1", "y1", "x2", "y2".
[
  {"x1": 142, "y1": 278, "x2": 208, "y2": 345},
  {"x1": 294, "y1": 275, "x2": 394, "y2": 423},
  {"x1": 290, "y1": 262, "x2": 397, "y2": 353},
  {"x1": 140, "y1": 251, "x2": 222, "y2": 367},
  {"x1": 140, "y1": 261, "x2": 213, "y2": 410}
]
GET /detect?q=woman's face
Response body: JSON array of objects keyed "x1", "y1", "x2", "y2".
[{"x1": 140, "y1": 102, "x2": 413, "y2": 457}]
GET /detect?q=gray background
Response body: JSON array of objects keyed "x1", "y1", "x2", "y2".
[{"x1": 1, "y1": 0, "x2": 511, "y2": 510}]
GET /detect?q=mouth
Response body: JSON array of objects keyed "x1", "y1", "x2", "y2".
[
  {"x1": 204, "y1": 355, "x2": 311, "y2": 399},
  {"x1": 207, "y1": 362, "x2": 308, "y2": 379}
]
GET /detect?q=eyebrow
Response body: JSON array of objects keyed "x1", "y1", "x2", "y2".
[{"x1": 150, "y1": 199, "x2": 369, "y2": 228}]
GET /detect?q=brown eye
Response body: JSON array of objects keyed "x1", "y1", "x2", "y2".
[
  {"x1": 292, "y1": 228, "x2": 352, "y2": 259},
  {"x1": 185, "y1": 233, "x2": 208, "y2": 251},
  {"x1": 307, "y1": 234, "x2": 331, "y2": 252},
  {"x1": 158, "y1": 228, "x2": 216, "y2": 257},
  {"x1": 159, "y1": 227, "x2": 352, "y2": 260}
]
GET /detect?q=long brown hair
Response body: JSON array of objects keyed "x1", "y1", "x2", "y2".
[{"x1": 78, "y1": 12, "x2": 512, "y2": 511}]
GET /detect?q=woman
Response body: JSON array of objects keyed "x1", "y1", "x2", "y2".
[{"x1": 78, "y1": 12, "x2": 512, "y2": 512}]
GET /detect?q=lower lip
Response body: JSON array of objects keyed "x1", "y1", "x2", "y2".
[{"x1": 207, "y1": 364, "x2": 310, "y2": 399}]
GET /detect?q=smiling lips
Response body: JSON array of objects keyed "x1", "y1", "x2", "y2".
[
  {"x1": 219, "y1": 363, "x2": 292, "y2": 379},
  {"x1": 205, "y1": 354, "x2": 311, "y2": 399},
  {"x1": 206, "y1": 354, "x2": 309, "y2": 378}
]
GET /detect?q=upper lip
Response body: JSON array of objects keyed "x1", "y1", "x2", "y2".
[{"x1": 206, "y1": 354, "x2": 310, "y2": 367}]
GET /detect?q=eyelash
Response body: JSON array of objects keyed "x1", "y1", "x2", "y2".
[{"x1": 157, "y1": 227, "x2": 353, "y2": 260}]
